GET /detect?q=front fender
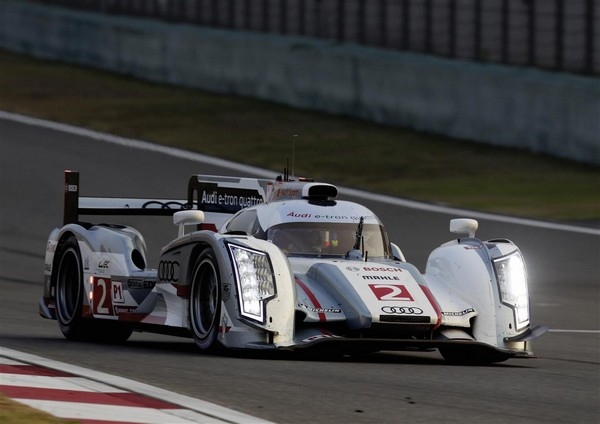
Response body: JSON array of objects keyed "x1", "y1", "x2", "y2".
[
  {"x1": 425, "y1": 238, "x2": 531, "y2": 349},
  {"x1": 167, "y1": 232, "x2": 297, "y2": 348}
]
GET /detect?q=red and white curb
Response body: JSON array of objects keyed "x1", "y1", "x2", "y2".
[{"x1": 0, "y1": 347, "x2": 272, "y2": 424}]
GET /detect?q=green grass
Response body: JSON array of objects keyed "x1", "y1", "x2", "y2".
[
  {"x1": 0, "y1": 393, "x2": 78, "y2": 424},
  {"x1": 1, "y1": 50, "x2": 598, "y2": 223}
]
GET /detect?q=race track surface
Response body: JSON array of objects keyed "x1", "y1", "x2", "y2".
[{"x1": 1, "y1": 116, "x2": 598, "y2": 423}]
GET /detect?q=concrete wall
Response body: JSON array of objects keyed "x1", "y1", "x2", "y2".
[{"x1": 1, "y1": 1, "x2": 598, "y2": 165}]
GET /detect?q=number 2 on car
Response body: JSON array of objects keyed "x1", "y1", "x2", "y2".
[{"x1": 91, "y1": 276, "x2": 115, "y2": 315}]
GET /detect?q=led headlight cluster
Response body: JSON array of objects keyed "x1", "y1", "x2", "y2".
[
  {"x1": 493, "y1": 251, "x2": 530, "y2": 330},
  {"x1": 227, "y1": 244, "x2": 276, "y2": 323}
]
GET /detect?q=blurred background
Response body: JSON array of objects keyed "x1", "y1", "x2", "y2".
[
  {"x1": 1, "y1": 0, "x2": 598, "y2": 220},
  {"x1": 28, "y1": 0, "x2": 599, "y2": 75}
]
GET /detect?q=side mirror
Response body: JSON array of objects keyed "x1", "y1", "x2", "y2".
[
  {"x1": 391, "y1": 243, "x2": 406, "y2": 262},
  {"x1": 174, "y1": 210, "x2": 205, "y2": 237},
  {"x1": 450, "y1": 218, "x2": 478, "y2": 238}
]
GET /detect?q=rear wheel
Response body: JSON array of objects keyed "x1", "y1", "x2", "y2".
[
  {"x1": 55, "y1": 236, "x2": 131, "y2": 343},
  {"x1": 55, "y1": 237, "x2": 87, "y2": 340},
  {"x1": 189, "y1": 248, "x2": 221, "y2": 350}
]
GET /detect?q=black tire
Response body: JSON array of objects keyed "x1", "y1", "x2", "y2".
[
  {"x1": 55, "y1": 236, "x2": 131, "y2": 343},
  {"x1": 55, "y1": 237, "x2": 88, "y2": 340},
  {"x1": 439, "y1": 345, "x2": 510, "y2": 365},
  {"x1": 189, "y1": 248, "x2": 222, "y2": 351}
]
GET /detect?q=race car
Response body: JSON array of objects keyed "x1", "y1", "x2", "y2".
[{"x1": 40, "y1": 170, "x2": 547, "y2": 363}]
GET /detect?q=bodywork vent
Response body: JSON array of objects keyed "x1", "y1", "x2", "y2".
[
  {"x1": 304, "y1": 184, "x2": 338, "y2": 200},
  {"x1": 379, "y1": 315, "x2": 431, "y2": 323}
]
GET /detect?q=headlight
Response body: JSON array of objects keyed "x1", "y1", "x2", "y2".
[
  {"x1": 493, "y1": 251, "x2": 530, "y2": 329},
  {"x1": 227, "y1": 244, "x2": 276, "y2": 323}
]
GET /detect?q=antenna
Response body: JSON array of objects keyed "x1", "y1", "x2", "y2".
[{"x1": 292, "y1": 134, "x2": 298, "y2": 181}]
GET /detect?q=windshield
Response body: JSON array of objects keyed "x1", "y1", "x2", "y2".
[{"x1": 267, "y1": 222, "x2": 392, "y2": 258}]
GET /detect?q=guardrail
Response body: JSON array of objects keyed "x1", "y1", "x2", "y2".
[{"x1": 34, "y1": 0, "x2": 598, "y2": 75}]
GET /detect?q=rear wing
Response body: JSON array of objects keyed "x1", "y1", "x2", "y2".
[{"x1": 63, "y1": 171, "x2": 272, "y2": 230}]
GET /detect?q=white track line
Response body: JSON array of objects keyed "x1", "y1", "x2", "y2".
[
  {"x1": 14, "y1": 399, "x2": 202, "y2": 424},
  {"x1": 1, "y1": 347, "x2": 273, "y2": 424},
  {"x1": 2, "y1": 110, "x2": 598, "y2": 236},
  {"x1": 1, "y1": 373, "x2": 127, "y2": 391}
]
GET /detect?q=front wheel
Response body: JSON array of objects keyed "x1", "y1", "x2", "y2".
[{"x1": 189, "y1": 248, "x2": 222, "y2": 351}]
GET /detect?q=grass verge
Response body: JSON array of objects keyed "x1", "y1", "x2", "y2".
[
  {"x1": 0, "y1": 50, "x2": 598, "y2": 223},
  {"x1": 0, "y1": 393, "x2": 78, "y2": 424}
]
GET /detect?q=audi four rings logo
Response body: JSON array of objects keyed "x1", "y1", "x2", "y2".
[
  {"x1": 158, "y1": 261, "x2": 179, "y2": 282},
  {"x1": 381, "y1": 306, "x2": 424, "y2": 315}
]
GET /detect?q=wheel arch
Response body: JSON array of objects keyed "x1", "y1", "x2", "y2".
[{"x1": 186, "y1": 242, "x2": 213, "y2": 283}]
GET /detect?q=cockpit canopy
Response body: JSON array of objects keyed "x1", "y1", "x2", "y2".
[{"x1": 221, "y1": 199, "x2": 393, "y2": 259}]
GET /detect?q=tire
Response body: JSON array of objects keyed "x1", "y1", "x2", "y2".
[
  {"x1": 55, "y1": 236, "x2": 131, "y2": 343},
  {"x1": 439, "y1": 345, "x2": 510, "y2": 365},
  {"x1": 55, "y1": 237, "x2": 88, "y2": 340},
  {"x1": 189, "y1": 248, "x2": 222, "y2": 351}
]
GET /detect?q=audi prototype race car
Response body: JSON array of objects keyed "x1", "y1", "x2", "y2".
[{"x1": 40, "y1": 171, "x2": 547, "y2": 364}]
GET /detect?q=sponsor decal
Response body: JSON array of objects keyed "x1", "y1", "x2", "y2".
[
  {"x1": 114, "y1": 306, "x2": 137, "y2": 314},
  {"x1": 287, "y1": 211, "x2": 312, "y2": 218},
  {"x1": 302, "y1": 334, "x2": 341, "y2": 343},
  {"x1": 287, "y1": 213, "x2": 377, "y2": 221},
  {"x1": 46, "y1": 241, "x2": 57, "y2": 254},
  {"x1": 381, "y1": 306, "x2": 424, "y2": 315},
  {"x1": 142, "y1": 200, "x2": 191, "y2": 210},
  {"x1": 198, "y1": 183, "x2": 263, "y2": 213},
  {"x1": 271, "y1": 188, "x2": 300, "y2": 200},
  {"x1": 441, "y1": 308, "x2": 476, "y2": 316},
  {"x1": 369, "y1": 284, "x2": 414, "y2": 301},
  {"x1": 84, "y1": 257, "x2": 90, "y2": 271},
  {"x1": 295, "y1": 277, "x2": 327, "y2": 322},
  {"x1": 219, "y1": 314, "x2": 231, "y2": 334},
  {"x1": 363, "y1": 275, "x2": 401, "y2": 281},
  {"x1": 201, "y1": 190, "x2": 262, "y2": 208},
  {"x1": 112, "y1": 281, "x2": 125, "y2": 304},
  {"x1": 158, "y1": 260, "x2": 179, "y2": 282},
  {"x1": 363, "y1": 266, "x2": 403, "y2": 273},
  {"x1": 96, "y1": 257, "x2": 111, "y2": 274},
  {"x1": 352, "y1": 266, "x2": 404, "y2": 280},
  {"x1": 127, "y1": 279, "x2": 155, "y2": 290},
  {"x1": 314, "y1": 214, "x2": 376, "y2": 220},
  {"x1": 222, "y1": 283, "x2": 231, "y2": 302},
  {"x1": 298, "y1": 303, "x2": 341, "y2": 314}
]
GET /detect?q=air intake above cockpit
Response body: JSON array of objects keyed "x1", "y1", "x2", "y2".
[{"x1": 303, "y1": 183, "x2": 338, "y2": 199}]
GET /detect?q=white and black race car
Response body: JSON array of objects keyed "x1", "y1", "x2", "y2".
[{"x1": 40, "y1": 171, "x2": 547, "y2": 363}]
